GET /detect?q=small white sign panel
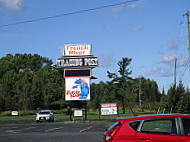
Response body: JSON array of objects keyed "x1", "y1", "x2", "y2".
[
  {"x1": 11, "y1": 111, "x2": 18, "y2": 116},
  {"x1": 101, "y1": 103, "x2": 117, "y2": 115},
  {"x1": 64, "y1": 44, "x2": 91, "y2": 56},
  {"x1": 65, "y1": 77, "x2": 90, "y2": 101},
  {"x1": 74, "y1": 110, "x2": 83, "y2": 117}
]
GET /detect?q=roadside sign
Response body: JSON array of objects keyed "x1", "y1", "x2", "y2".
[
  {"x1": 101, "y1": 103, "x2": 117, "y2": 115},
  {"x1": 64, "y1": 44, "x2": 91, "y2": 56},
  {"x1": 11, "y1": 111, "x2": 18, "y2": 116},
  {"x1": 74, "y1": 110, "x2": 83, "y2": 117},
  {"x1": 57, "y1": 56, "x2": 98, "y2": 68},
  {"x1": 65, "y1": 77, "x2": 90, "y2": 101}
]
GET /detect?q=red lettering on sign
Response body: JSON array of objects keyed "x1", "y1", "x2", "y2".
[{"x1": 66, "y1": 90, "x2": 80, "y2": 98}]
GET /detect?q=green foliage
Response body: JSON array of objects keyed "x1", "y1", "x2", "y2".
[
  {"x1": 3, "y1": 54, "x2": 187, "y2": 114},
  {"x1": 0, "y1": 54, "x2": 64, "y2": 111}
]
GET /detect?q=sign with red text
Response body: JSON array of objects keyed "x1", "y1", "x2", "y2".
[
  {"x1": 101, "y1": 103, "x2": 117, "y2": 115},
  {"x1": 64, "y1": 44, "x2": 91, "y2": 56},
  {"x1": 65, "y1": 77, "x2": 90, "y2": 101},
  {"x1": 11, "y1": 111, "x2": 18, "y2": 116}
]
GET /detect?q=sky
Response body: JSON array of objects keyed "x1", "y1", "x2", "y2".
[{"x1": 0, "y1": 0, "x2": 190, "y2": 92}]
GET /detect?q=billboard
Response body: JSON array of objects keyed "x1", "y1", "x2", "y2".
[
  {"x1": 57, "y1": 56, "x2": 98, "y2": 68},
  {"x1": 101, "y1": 103, "x2": 117, "y2": 115},
  {"x1": 64, "y1": 44, "x2": 91, "y2": 56},
  {"x1": 65, "y1": 77, "x2": 90, "y2": 101}
]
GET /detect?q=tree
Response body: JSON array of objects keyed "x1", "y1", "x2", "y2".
[
  {"x1": 107, "y1": 57, "x2": 132, "y2": 114},
  {"x1": 0, "y1": 53, "x2": 65, "y2": 111}
]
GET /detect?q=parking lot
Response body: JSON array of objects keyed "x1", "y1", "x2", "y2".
[{"x1": 0, "y1": 121, "x2": 112, "y2": 142}]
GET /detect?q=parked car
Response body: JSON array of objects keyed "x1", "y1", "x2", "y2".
[
  {"x1": 36, "y1": 110, "x2": 54, "y2": 123},
  {"x1": 104, "y1": 114, "x2": 190, "y2": 142}
]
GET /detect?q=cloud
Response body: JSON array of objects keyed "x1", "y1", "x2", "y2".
[
  {"x1": 0, "y1": 0, "x2": 23, "y2": 12},
  {"x1": 111, "y1": 5, "x2": 124, "y2": 19},
  {"x1": 167, "y1": 38, "x2": 185, "y2": 50},
  {"x1": 161, "y1": 54, "x2": 187, "y2": 67},
  {"x1": 146, "y1": 66, "x2": 173, "y2": 77},
  {"x1": 131, "y1": 24, "x2": 143, "y2": 32},
  {"x1": 99, "y1": 54, "x2": 114, "y2": 68},
  {"x1": 146, "y1": 53, "x2": 188, "y2": 77},
  {"x1": 127, "y1": 0, "x2": 146, "y2": 10}
]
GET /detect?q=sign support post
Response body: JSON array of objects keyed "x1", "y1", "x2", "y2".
[{"x1": 84, "y1": 101, "x2": 87, "y2": 120}]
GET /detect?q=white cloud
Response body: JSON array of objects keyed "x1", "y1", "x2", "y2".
[
  {"x1": 131, "y1": 24, "x2": 143, "y2": 32},
  {"x1": 146, "y1": 53, "x2": 188, "y2": 77},
  {"x1": 99, "y1": 54, "x2": 114, "y2": 68},
  {"x1": 0, "y1": 0, "x2": 23, "y2": 12},
  {"x1": 161, "y1": 54, "x2": 187, "y2": 67},
  {"x1": 111, "y1": 5, "x2": 124, "y2": 19},
  {"x1": 167, "y1": 38, "x2": 185, "y2": 50},
  {"x1": 127, "y1": 3, "x2": 139, "y2": 9},
  {"x1": 146, "y1": 66, "x2": 173, "y2": 77},
  {"x1": 127, "y1": 0, "x2": 146, "y2": 10}
]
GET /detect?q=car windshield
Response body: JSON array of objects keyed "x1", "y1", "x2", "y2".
[{"x1": 39, "y1": 111, "x2": 50, "y2": 114}]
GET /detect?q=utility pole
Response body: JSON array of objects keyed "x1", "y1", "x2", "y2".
[
  {"x1": 174, "y1": 57, "x2": 177, "y2": 88},
  {"x1": 139, "y1": 76, "x2": 142, "y2": 107},
  {"x1": 183, "y1": 11, "x2": 190, "y2": 87}
]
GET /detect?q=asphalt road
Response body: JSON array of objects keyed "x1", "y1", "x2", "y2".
[{"x1": 0, "y1": 123, "x2": 112, "y2": 142}]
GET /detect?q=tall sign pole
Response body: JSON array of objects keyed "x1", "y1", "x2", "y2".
[{"x1": 183, "y1": 11, "x2": 190, "y2": 88}]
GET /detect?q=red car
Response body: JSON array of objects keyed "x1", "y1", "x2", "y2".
[{"x1": 104, "y1": 114, "x2": 190, "y2": 142}]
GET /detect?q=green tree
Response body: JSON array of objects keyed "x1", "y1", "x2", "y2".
[{"x1": 107, "y1": 57, "x2": 132, "y2": 114}]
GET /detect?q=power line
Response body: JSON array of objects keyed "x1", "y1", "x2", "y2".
[
  {"x1": 178, "y1": 59, "x2": 189, "y2": 80},
  {"x1": 0, "y1": 0, "x2": 139, "y2": 28}
]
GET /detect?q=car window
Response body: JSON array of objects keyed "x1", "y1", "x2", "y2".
[
  {"x1": 140, "y1": 118, "x2": 177, "y2": 135},
  {"x1": 39, "y1": 111, "x2": 50, "y2": 114},
  {"x1": 107, "y1": 121, "x2": 121, "y2": 132},
  {"x1": 181, "y1": 117, "x2": 190, "y2": 136},
  {"x1": 129, "y1": 121, "x2": 141, "y2": 131}
]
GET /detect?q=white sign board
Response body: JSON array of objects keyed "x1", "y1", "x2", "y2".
[
  {"x1": 74, "y1": 110, "x2": 83, "y2": 117},
  {"x1": 11, "y1": 111, "x2": 18, "y2": 116},
  {"x1": 101, "y1": 103, "x2": 117, "y2": 115},
  {"x1": 65, "y1": 77, "x2": 90, "y2": 101},
  {"x1": 64, "y1": 44, "x2": 91, "y2": 56}
]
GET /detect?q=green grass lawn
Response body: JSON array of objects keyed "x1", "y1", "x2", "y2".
[{"x1": 0, "y1": 110, "x2": 155, "y2": 121}]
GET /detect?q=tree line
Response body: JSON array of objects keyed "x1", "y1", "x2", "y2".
[{"x1": 0, "y1": 54, "x2": 189, "y2": 113}]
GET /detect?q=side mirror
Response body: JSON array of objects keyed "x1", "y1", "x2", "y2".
[{"x1": 36, "y1": 113, "x2": 39, "y2": 115}]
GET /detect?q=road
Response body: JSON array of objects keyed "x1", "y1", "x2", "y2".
[{"x1": 0, "y1": 122, "x2": 112, "y2": 142}]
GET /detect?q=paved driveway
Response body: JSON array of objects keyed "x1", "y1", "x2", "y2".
[{"x1": 0, "y1": 123, "x2": 112, "y2": 142}]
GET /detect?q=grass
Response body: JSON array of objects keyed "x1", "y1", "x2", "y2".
[{"x1": 0, "y1": 109, "x2": 156, "y2": 125}]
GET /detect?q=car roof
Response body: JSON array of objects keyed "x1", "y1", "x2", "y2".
[
  {"x1": 40, "y1": 110, "x2": 52, "y2": 112},
  {"x1": 117, "y1": 113, "x2": 190, "y2": 123}
]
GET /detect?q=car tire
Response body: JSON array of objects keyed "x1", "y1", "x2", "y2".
[
  {"x1": 36, "y1": 120, "x2": 39, "y2": 123},
  {"x1": 52, "y1": 118, "x2": 54, "y2": 122}
]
